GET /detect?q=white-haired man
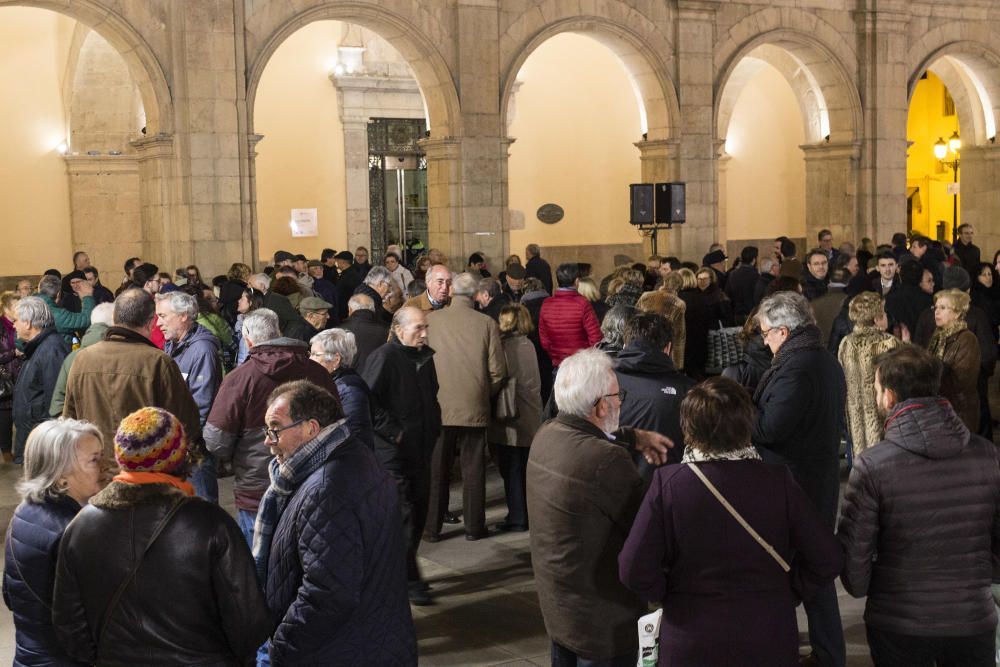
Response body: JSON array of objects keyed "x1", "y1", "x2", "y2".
[
  {"x1": 355, "y1": 265, "x2": 394, "y2": 323},
  {"x1": 527, "y1": 348, "x2": 669, "y2": 665}
]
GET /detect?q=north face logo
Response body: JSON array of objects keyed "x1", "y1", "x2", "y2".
[{"x1": 660, "y1": 386, "x2": 677, "y2": 395}]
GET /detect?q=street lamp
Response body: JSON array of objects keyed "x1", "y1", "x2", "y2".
[{"x1": 933, "y1": 131, "x2": 960, "y2": 241}]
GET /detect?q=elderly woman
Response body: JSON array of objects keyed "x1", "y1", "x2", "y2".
[
  {"x1": 309, "y1": 328, "x2": 374, "y2": 449},
  {"x1": 680, "y1": 267, "x2": 734, "y2": 378},
  {"x1": 637, "y1": 272, "x2": 687, "y2": 370},
  {"x1": 488, "y1": 305, "x2": 542, "y2": 532},
  {"x1": 0, "y1": 291, "x2": 21, "y2": 463},
  {"x1": 383, "y1": 252, "x2": 414, "y2": 295},
  {"x1": 619, "y1": 377, "x2": 843, "y2": 666},
  {"x1": 596, "y1": 304, "x2": 634, "y2": 355},
  {"x1": 929, "y1": 289, "x2": 981, "y2": 431},
  {"x1": 4, "y1": 419, "x2": 103, "y2": 666},
  {"x1": 838, "y1": 293, "x2": 900, "y2": 458},
  {"x1": 52, "y1": 407, "x2": 271, "y2": 665}
]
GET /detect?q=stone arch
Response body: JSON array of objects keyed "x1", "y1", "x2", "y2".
[
  {"x1": 499, "y1": 7, "x2": 679, "y2": 141},
  {"x1": 715, "y1": 29, "x2": 862, "y2": 145},
  {"x1": 0, "y1": 0, "x2": 172, "y2": 134},
  {"x1": 245, "y1": 2, "x2": 461, "y2": 138}
]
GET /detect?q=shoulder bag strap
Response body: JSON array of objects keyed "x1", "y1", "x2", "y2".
[
  {"x1": 5, "y1": 516, "x2": 52, "y2": 610},
  {"x1": 96, "y1": 495, "x2": 189, "y2": 651},
  {"x1": 688, "y1": 463, "x2": 791, "y2": 572}
]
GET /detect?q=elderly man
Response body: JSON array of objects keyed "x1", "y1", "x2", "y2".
[
  {"x1": 839, "y1": 345, "x2": 1000, "y2": 666},
  {"x1": 333, "y1": 250, "x2": 364, "y2": 320},
  {"x1": 253, "y1": 380, "x2": 415, "y2": 664},
  {"x1": 36, "y1": 274, "x2": 94, "y2": 344},
  {"x1": 425, "y1": 273, "x2": 507, "y2": 541},
  {"x1": 157, "y1": 291, "x2": 224, "y2": 502},
  {"x1": 528, "y1": 348, "x2": 668, "y2": 665},
  {"x1": 362, "y1": 306, "x2": 441, "y2": 605},
  {"x1": 354, "y1": 266, "x2": 394, "y2": 323},
  {"x1": 752, "y1": 291, "x2": 847, "y2": 667},
  {"x1": 204, "y1": 308, "x2": 337, "y2": 544},
  {"x1": 502, "y1": 262, "x2": 526, "y2": 302},
  {"x1": 62, "y1": 289, "x2": 201, "y2": 463},
  {"x1": 525, "y1": 243, "x2": 553, "y2": 294},
  {"x1": 284, "y1": 296, "x2": 332, "y2": 343},
  {"x1": 405, "y1": 263, "x2": 451, "y2": 311},
  {"x1": 248, "y1": 272, "x2": 298, "y2": 334},
  {"x1": 340, "y1": 293, "x2": 389, "y2": 371},
  {"x1": 475, "y1": 276, "x2": 512, "y2": 321},
  {"x1": 305, "y1": 260, "x2": 337, "y2": 313},
  {"x1": 11, "y1": 297, "x2": 69, "y2": 464}
]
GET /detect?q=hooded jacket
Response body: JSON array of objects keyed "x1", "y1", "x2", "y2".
[
  {"x1": 165, "y1": 323, "x2": 223, "y2": 427},
  {"x1": 13, "y1": 329, "x2": 69, "y2": 458},
  {"x1": 203, "y1": 338, "x2": 338, "y2": 511},
  {"x1": 839, "y1": 398, "x2": 1000, "y2": 636}
]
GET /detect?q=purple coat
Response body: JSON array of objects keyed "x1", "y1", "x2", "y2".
[{"x1": 618, "y1": 461, "x2": 843, "y2": 666}]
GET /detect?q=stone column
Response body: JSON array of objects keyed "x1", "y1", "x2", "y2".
[
  {"x1": 676, "y1": 0, "x2": 721, "y2": 260},
  {"x1": 715, "y1": 143, "x2": 731, "y2": 247},
  {"x1": 420, "y1": 137, "x2": 463, "y2": 263},
  {"x1": 634, "y1": 138, "x2": 681, "y2": 255},
  {"x1": 801, "y1": 141, "x2": 862, "y2": 245},
  {"x1": 959, "y1": 144, "x2": 1000, "y2": 254},
  {"x1": 245, "y1": 134, "x2": 264, "y2": 268},
  {"x1": 857, "y1": 0, "x2": 909, "y2": 243},
  {"x1": 130, "y1": 133, "x2": 183, "y2": 271}
]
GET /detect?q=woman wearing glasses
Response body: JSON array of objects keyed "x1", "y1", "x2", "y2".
[{"x1": 929, "y1": 288, "x2": 980, "y2": 431}]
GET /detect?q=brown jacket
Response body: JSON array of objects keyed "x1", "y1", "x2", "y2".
[
  {"x1": 939, "y1": 329, "x2": 981, "y2": 432},
  {"x1": 636, "y1": 289, "x2": 686, "y2": 370},
  {"x1": 527, "y1": 414, "x2": 646, "y2": 659},
  {"x1": 487, "y1": 333, "x2": 542, "y2": 447},
  {"x1": 403, "y1": 291, "x2": 447, "y2": 312},
  {"x1": 62, "y1": 327, "x2": 202, "y2": 458},
  {"x1": 426, "y1": 296, "x2": 506, "y2": 427}
]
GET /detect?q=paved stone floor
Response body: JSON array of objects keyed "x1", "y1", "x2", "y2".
[{"x1": 0, "y1": 460, "x2": 876, "y2": 665}]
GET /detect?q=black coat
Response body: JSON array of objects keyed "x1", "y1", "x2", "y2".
[
  {"x1": 264, "y1": 434, "x2": 416, "y2": 665},
  {"x1": 342, "y1": 310, "x2": 390, "y2": 372},
  {"x1": 481, "y1": 293, "x2": 513, "y2": 321},
  {"x1": 525, "y1": 256, "x2": 553, "y2": 294},
  {"x1": 752, "y1": 272, "x2": 774, "y2": 307},
  {"x1": 801, "y1": 271, "x2": 828, "y2": 301},
  {"x1": 52, "y1": 482, "x2": 272, "y2": 666},
  {"x1": 722, "y1": 336, "x2": 772, "y2": 392},
  {"x1": 332, "y1": 366, "x2": 374, "y2": 450},
  {"x1": 218, "y1": 279, "x2": 246, "y2": 327},
  {"x1": 262, "y1": 291, "x2": 300, "y2": 335},
  {"x1": 3, "y1": 496, "x2": 87, "y2": 667},
  {"x1": 283, "y1": 317, "x2": 320, "y2": 345},
  {"x1": 334, "y1": 265, "x2": 363, "y2": 321},
  {"x1": 353, "y1": 283, "x2": 392, "y2": 324},
  {"x1": 884, "y1": 284, "x2": 932, "y2": 336},
  {"x1": 361, "y1": 340, "x2": 442, "y2": 473},
  {"x1": 13, "y1": 330, "x2": 68, "y2": 457},
  {"x1": 953, "y1": 240, "x2": 981, "y2": 277},
  {"x1": 679, "y1": 286, "x2": 733, "y2": 378},
  {"x1": 725, "y1": 264, "x2": 758, "y2": 322},
  {"x1": 615, "y1": 344, "x2": 694, "y2": 466}
]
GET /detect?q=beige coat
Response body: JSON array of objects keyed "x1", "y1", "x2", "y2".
[
  {"x1": 838, "y1": 326, "x2": 899, "y2": 457},
  {"x1": 636, "y1": 289, "x2": 686, "y2": 369},
  {"x1": 426, "y1": 296, "x2": 506, "y2": 427},
  {"x1": 488, "y1": 334, "x2": 542, "y2": 447}
]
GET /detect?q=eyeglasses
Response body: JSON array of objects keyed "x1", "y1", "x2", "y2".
[
  {"x1": 761, "y1": 326, "x2": 785, "y2": 340},
  {"x1": 264, "y1": 419, "x2": 304, "y2": 442},
  {"x1": 593, "y1": 388, "x2": 627, "y2": 406}
]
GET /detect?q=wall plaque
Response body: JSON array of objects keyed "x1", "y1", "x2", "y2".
[{"x1": 537, "y1": 203, "x2": 564, "y2": 224}]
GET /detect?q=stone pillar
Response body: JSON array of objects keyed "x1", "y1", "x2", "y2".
[
  {"x1": 801, "y1": 141, "x2": 862, "y2": 245},
  {"x1": 857, "y1": 0, "x2": 909, "y2": 243},
  {"x1": 634, "y1": 139, "x2": 681, "y2": 255},
  {"x1": 420, "y1": 137, "x2": 463, "y2": 263},
  {"x1": 245, "y1": 134, "x2": 264, "y2": 269},
  {"x1": 959, "y1": 144, "x2": 1000, "y2": 254},
  {"x1": 716, "y1": 143, "x2": 731, "y2": 246},
  {"x1": 676, "y1": 0, "x2": 721, "y2": 260},
  {"x1": 130, "y1": 133, "x2": 182, "y2": 271}
]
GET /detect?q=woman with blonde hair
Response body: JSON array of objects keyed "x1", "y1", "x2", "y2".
[
  {"x1": 838, "y1": 292, "x2": 900, "y2": 458},
  {"x1": 929, "y1": 289, "x2": 980, "y2": 431},
  {"x1": 636, "y1": 272, "x2": 687, "y2": 370},
  {"x1": 577, "y1": 276, "x2": 609, "y2": 322},
  {"x1": 4, "y1": 419, "x2": 103, "y2": 665}
]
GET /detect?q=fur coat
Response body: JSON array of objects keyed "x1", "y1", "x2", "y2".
[{"x1": 838, "y1": 325, "x2": 900, "y2": 456}]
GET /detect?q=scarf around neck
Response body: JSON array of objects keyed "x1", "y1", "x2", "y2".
[
  {"x1": 753, "y1": 323, "x2": 822, "y2": 404},
  {"x1": 682, "y1": 444, "x2": 762, "y2": 463},
  {"x1": 113, "y1": 470, "x2": 195, "y2": 496},
  {"x1": 928, "y1": 320, "x2": 968, "y2": 359},
  {"x1": 252, "y1": 420, "x2": 350, "y2": 584}
]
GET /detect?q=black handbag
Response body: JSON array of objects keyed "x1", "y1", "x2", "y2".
[{"x1": 0, "y1": 367, "x2": 13, "y2": 400}]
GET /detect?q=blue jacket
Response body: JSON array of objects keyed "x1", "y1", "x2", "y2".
[
  {"x1": 265, "y1": 434, "x2": 416, "y2": 665},
  {"x1": 332, "y1": 367, "x2": 374, "y2": 450},
  {"x1": 13, "y1": 329, "x2": 69, "y2": 458},
  {"x1": 165, "y1": 323, "x2": 222, "y2": 427},
  {"x1": 3, "y1": 496, "x2": 87, "y2": 667}
]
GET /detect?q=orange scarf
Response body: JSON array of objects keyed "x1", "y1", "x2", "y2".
[{"x1": 113, "y1": 470, "x2": 195, "y2": 497}]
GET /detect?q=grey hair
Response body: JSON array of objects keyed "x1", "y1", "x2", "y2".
[
  {"x1": 348, "y1": 294, "x2": 374, "y2": 312},
  {"x1": 310, "y1": 328, "x2": 358, "y2": 368},
  {"x1": 15, "y1": 296, "x2": 53, "y2": 330},
  {"x1": 759, "y1": 257, "x2": 776, "y2": 274},
  {"x1": 452, "y1": 272, "x2": 479, "y2": 297},
  {"x1": 249, "y1": 273, "x2": 271, "y2": 291},
  {"x1": 17, "y1": 419, "x2": 103, "y2": 504},
  {"x1": 554, "y1": 348, "x2": 615, "y2": 419},
  {"x1": 364, "y1": 266, "x2": 392, "y2": 288},
  {"x1": 757, "y1": 291, "x2": 815, "y2": 331},
  {"x1": 601, "y1": 305, "x2": 634, "y2": 348},
  {"x1": 37, "y1": 275, "x2": 60, "y2": 299},
  {"x1": 242, "y1": 308, "x2": 280, "y2": 344},
  {"x1": 155, "y1": 291, "x2": 198, "y2": 320},
  {"x1": 90, "y1": 303, "x2": 115, "y2": 327}
]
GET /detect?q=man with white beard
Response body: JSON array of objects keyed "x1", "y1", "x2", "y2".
[{"x1": 526, "y1": 348, "x2": 671, "y2": 665}]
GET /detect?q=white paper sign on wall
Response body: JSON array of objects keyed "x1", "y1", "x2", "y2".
[{"x1": 290, "y1": 208, "x2": 318, "y2": 237}]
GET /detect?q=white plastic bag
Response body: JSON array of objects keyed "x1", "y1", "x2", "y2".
[{"x1": 636, "y1": 608, "x2": 662, "y2": 667}]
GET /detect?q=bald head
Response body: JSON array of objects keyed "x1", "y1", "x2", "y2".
[{"x1": 426, "y1": 264, "x2": 452, "y2": 304}]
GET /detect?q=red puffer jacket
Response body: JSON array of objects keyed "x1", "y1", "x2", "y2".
[{"x1": 538, "y1": 289, "x2": 602, "y2": 367}]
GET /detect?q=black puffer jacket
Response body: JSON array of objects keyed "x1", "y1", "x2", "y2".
[
  {"x1": 839, "y1": 397, "x2": 1000, "y2": 636},
  {"x1": 13, "y1": 329, "x2": 69, "y2": 457},
  {"x1": 52, "y1": 482, "x2": 272, "y2": 666},
  {"x1": 722, "y1": 336, "x2": 772, "y2": 392}
]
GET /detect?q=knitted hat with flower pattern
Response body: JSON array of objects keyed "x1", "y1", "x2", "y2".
[{"x1": 114, "y1": 407, "x2": 188, "y2": 474}]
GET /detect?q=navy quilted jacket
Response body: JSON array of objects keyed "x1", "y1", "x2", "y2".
[
  {"x1": 3, "y1": 496, "x2": 87, "y2": 667},
  {"x1": 265, "y1": 435, "x2": 416, "y2": 665}
]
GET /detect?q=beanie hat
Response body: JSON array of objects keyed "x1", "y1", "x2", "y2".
[
  {"x1": 114, "y1": 407, "x2": 189, "y2": 474},
  {"x1": 942, "y1": 265, "x2": 970, "y2": 291}
]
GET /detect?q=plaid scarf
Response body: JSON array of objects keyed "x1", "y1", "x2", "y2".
[{"x1": 252, "y1": 420, "x2": 350, "y2": 584}]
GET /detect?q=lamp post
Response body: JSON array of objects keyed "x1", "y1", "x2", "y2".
[{"x1": 933, "y1": 130, "x2": 960, "y2": 241}]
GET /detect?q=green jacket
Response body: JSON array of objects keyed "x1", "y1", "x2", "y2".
[
  {"x1": 49, "y1": 322, "x2": 109, "y2": 416},
  {"x1": 39, "y1": 293, "x2": 94, "y2": 344}
]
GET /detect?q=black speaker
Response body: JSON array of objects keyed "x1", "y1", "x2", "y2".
[
  {"x1": 629, "y1": 184, "x2": 654, "y2": 225},
  {"x1": 655, "y1": 182, "x2": 685, "y2": 224}
]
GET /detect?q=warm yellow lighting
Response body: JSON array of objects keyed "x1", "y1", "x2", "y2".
[
  {"x1": 933, "y1": 137, "x2": 948, "y2": 160},
  {"x1": 948, "y1": 130, "x2": 961, "y2": 153},
  {"x1": 55, "y1": 141, "x2": 68, "y2": 155}
]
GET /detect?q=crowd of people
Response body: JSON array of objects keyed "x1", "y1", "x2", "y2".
[{"x1": 0, "y1": 228, "x2": 998, "y2": 666}]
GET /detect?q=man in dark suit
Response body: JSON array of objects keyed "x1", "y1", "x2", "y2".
[
  {"x1": 525, "y1": 243, "x2": 553, "y2": 295},
  {"x1": 333, "y1": 251, "x2": 363, "y2": 321}
]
